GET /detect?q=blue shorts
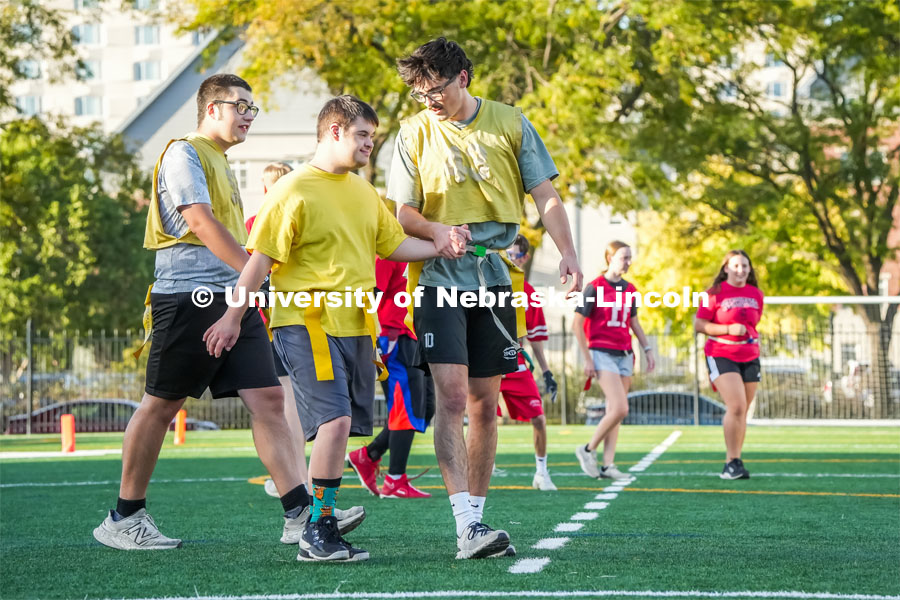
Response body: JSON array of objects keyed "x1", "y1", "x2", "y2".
[{"x1": 591, "y1": 349, "x2": 635, "y2": 377}]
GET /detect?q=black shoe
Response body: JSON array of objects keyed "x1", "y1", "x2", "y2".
[
  {"x1": 297, "y1": 515, "x2": 368, "y2": 562},
  {"x1": 298, "y1": 515, "x2": 349, "y2": 561},
  {"x1": 720, "y1": 458, "x2": 750, "y2": 480}
]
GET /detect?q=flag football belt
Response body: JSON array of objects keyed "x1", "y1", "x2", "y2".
[
  {"x1": 708, "y1": 336, "x2": 758, "y2": 345},
  {"x1": 304, "y1": 297, "x2": 387, "y2": 383},
  {"x1": 466, "y1": 244, "x2": 521, "y2": 355}
]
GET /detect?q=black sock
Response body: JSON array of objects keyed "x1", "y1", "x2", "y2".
[
  {"x1": 115, "y1": 497, "x2": 146, "y2": 519},
  {"x1": 281, "y1": 484, "x2": 310, "y2": 517},
  {"x1": 388, "y1": 429, "x2": 415, "y2": 475},
  {"x1": 584, "y1": 444, "x2": 591, "y2": 453},
  {"x1": 367, "y1": 427, "x2": 390, "y2": 462}
]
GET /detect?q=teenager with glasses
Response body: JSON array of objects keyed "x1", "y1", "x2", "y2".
[
  {"x1": 389, "y1": 38, "x2": 582, "y2": 559},
  {"x1": 93, "y1": 74, "x2": 313, "y2": 551}
]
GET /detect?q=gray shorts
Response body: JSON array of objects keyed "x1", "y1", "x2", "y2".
[
  {"x1": 273, "y1": 325, "x2": 375, "y2": 441},
  {"x1": 591, "y1": 349, "x2": 635, "y2": 377}
]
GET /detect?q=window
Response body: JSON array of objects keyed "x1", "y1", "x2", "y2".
[
  {"x1": 765, "y1": 53, "x2": 785, "y2": 68},
  {"x1": 134, "y1": 25, "x2": 160, "y2": 45},
  {"x1": 19, "y1": 59, "x2": 41, "y2": 79},
  {"x1": 72, "y1": 23, "x2": 100, "y2": 45},
  {"x1": 75, "y1": 96, "x2": 102, "y2": 116},
  {"x1": 78, "y1": 60, "x2": 101, "y2": 81},
  {"x1": 133, "y1": 60, "x2": 161, "y2": 81},
  {"x1": 15, "y1": 96, "x2": 41, "y2": 116},
  {"x1": 133, "y1": 0, "x2": 159, "y2": 9},
  {"x1": 767, "y1": 81, "x2": 784, "y2": 98},
  {"x1": 233, "y1": 161, "x2": 249, "y2": 190},
  {"x1": 74, "y1": 0, "x2": 99, "y2": 8}
]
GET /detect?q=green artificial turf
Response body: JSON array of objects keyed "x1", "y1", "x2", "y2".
[{"x1": 1, "y1": 425, "x2": 898, "y2": 599}]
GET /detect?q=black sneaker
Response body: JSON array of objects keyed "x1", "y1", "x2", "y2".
[
  {"x1": 720, "y1": 458, "x2": 750, "y2": 480},
  {"x1": 297, "y1": 515, "x2": 350, "y2": 561}
]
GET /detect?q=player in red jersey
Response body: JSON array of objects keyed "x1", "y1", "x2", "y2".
[
  {"x1": 573, "y1": 241, "x2": 654, "y2": 480},
  {"x1": 347, "y1": 256, "x2": 435, "y2": 499},
  {"x1": 694, "y1": 250, "x2": 763, "y2": 480},
  {"x1": 497, "y1": 235, "x2": 559, "y2": 491}
]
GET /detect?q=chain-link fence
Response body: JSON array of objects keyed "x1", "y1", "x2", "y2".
[{"x1": 2, "y1": 310, "x2": 898, "y2": 433}]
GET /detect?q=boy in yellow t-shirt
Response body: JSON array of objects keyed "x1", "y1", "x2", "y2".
[{"x1": 204, "y1": 95, "x2": 467, "y2": 563}]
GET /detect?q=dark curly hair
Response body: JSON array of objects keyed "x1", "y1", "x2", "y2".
[{"x1": 397, "y1": 37, "x2": 474, "y2": 88}]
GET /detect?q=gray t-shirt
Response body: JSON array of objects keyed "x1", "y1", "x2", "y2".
[
  {"x1": 151, "y1": 141, "x2": 242, "y2": 293},
  {"x1": 387, "y1": 99, "x2": 558, "y2": 290}
]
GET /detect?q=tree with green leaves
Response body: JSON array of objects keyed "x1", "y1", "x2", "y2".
[
  {"x1": 0, "y1": 118, "x2": 153, "y2": 332},
  {"x1": 532, "y1": 0, "x2": 898, "y2": 404},
  {"x1": 170, "y1": 0, "x2": 614, "y2": 186}
]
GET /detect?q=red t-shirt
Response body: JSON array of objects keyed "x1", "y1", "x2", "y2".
[
  {"x1": 696, "y1": 281, "x2": 763, "y2": 362},
  {"x1": 578, "y1": 276, "x2": 638, "y2": 352},
  {"x1": 524, "y1": 281, "x2": 548, "y2": 343},
  {"x1": 375, "y1": 258, "x2": 415, "y2": 340}
]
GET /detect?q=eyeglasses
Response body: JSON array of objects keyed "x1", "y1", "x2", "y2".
[
  {"x1": 213, "y1": 99, "x2": 259, "y2": 118},
  {"x1": 409, "y1": 76, "x2": 457, "y2": 104},
  {"x1": 507, "y1": 250, "x2": 526, "y2": 260}
]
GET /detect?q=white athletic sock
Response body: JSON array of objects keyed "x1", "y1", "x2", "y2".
[
  {"x1": 535, "y1": 455, "x2": 548, "y2": 474},
  {"x1": 468, "y1": 495, "x2": 486, "y2": 522},
  {"x1": 450, "y1": 492, "x2": 476, "y2": 537},
  {"x1": 385, "y1": 472, "x2": 402, "y2": 481}
]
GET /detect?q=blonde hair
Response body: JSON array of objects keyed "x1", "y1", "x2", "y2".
[
  {"x1": 262, "y1": 162, "x2": 293, "y2": 188},
  {"x1": 603, "y1": 240, "x2": 630, "y2": 274}
]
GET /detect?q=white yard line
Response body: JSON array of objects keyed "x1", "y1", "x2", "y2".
[
  {"x1": 509, "y1": 430, "x2": 682, "y2": 575},
  {"x1": 104, "y1": 589, "x2": 900, "y2": 600}
]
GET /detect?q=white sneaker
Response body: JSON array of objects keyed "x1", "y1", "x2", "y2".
[
  {"x1": 333, "y1": 505, "x2": 366, "y2": 535},
  {"x1": 281, "y1": 505, "x2": 366, "y2": 544},
  {"x1": 281, "y1": 505, "x2": 310, "y2": 544},
  {"x1": 532, "y1": 471, "x2": 557, "y2": 491},
  {"x1": 575, "y1": 444, "x2": 600, "y2": 478},
  {"x1": 93, "y1": 509, "x2": 182, "y2": 550},
  {"x1": 264, "y1": 478, "x2": 280, "y2": 498},
  {"x1": 599, "y1": 464, "x2": 629, "y2": 480},
  {"x1": 455, "y1": 522, "x2": 510, "y2": 559}
]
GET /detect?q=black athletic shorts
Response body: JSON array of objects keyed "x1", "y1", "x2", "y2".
[
  {"x1": 706, "y1": 356, "x2": 761, "y2": 383},
  {"x1": 413, "y1": 285, "x2": 519, "y2": 378},
  {"x1": 145, "y1": 292, "x2": 280, "y2": 400}
]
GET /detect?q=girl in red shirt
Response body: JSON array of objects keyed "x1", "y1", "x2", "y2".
[
  {"x1": 694, "y1": 250, "x2": 764, "y2": 480},
  {"x1": 573, "y1": 241, "x2": 655, "y2": 480}
]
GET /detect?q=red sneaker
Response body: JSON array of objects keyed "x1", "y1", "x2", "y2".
[
  {"x1": 379, "y1": 473, "x2": 431, "y2": 499},
  {"x1": 347, "y1": 447, "x2": 380, "y2": 496}
]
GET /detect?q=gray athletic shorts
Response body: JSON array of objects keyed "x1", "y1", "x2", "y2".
[{"x1": 273, "y1": 325, "x2": 375, "y2": 441}]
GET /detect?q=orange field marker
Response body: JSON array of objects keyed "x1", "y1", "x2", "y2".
[
  {"x1": 174, "y1": 409, "x2": 186, "y2": 445},
  {"x1": 61, "y1": 414, "x2": 75, "y2": 453}
]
